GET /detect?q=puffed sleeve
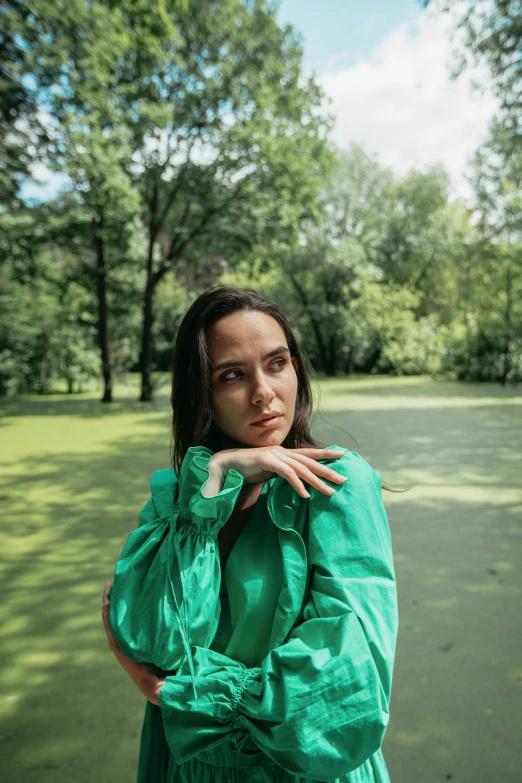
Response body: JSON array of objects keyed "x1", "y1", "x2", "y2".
[
  {"x1": 107, "y1": 446, "x2": 245, "y2": 698},
  {"x1": 156, "y1": 451, "x2": 399, "y2": 781}
]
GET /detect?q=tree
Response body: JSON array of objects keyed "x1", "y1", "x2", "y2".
[
  {"x1": 0, "y1": 203, "x2": 100, "y2": 394},
  {"x1": 245, "y1": 145, "x2": 395, "y2": 376},
  {"x1": 18, "y1": 0, "x2": 334, "y2": 400},
  {"x1": 376, "y1": 164, "x2": 466, "y2": 323},
  {"x1": 56, "y1": 118, "x2": 140, "y2": 401},
  {"x1": 467, "y1": 115, "x2": 522, "y2": 384},
  {"x1": 420, "y1": 1, "x2": 521, "y2": 134},
  {"x1": 421, "y1": 0, "x2": 522, "y2": 384},
  {"x1": 0, "y1": 0, "x2": 51, "y2": 202}
]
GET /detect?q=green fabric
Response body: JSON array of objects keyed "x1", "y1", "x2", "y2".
[
  {"x1": 108, "y1": 445, "x2": 399, "y2": 783},
  {"x1": 211, "y1": 477, "x2": 283, "y2": 668}
]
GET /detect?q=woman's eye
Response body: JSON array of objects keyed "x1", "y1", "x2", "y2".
[
  {"x1": 222, "y1": 370, "x2": 242, "y2": 382},
  {"x1": 221, "y1": 359, "x2": 286, "y2": 382}
]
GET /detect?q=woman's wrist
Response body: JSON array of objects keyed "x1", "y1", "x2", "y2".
[
  {"x1": 202, "y1": 454, "x2": 227, "y2": 497},
  {"x1": 114, "y1": 648, "x2": 162, "y2": 704}
]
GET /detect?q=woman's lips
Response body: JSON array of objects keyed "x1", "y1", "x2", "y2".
[{"x1": 250, "y1": 415, "x2": 282, "y2": 428}]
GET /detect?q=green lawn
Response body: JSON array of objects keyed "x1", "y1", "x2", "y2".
[{"x1": 1, "y1": 375, "x2": 521, "y2": 782}]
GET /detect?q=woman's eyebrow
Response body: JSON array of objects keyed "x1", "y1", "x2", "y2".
[{"x1": 212, "y1": 345, "x2": 290, "y2": 372}]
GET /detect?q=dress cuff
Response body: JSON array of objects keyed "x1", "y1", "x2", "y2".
[
  {"x1": 177, "y1": 446, "x2": 245, "y2": 533},
  {"x1": 157, "y1": 650, "x2": 262, "y2": 764},
  {"x1": 228, "y1": 668, "x2": 261, "y2": 729}
]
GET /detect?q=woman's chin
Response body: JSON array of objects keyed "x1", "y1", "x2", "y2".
[
  {"x1": 222, "y1": 422, "x2": 289, "y2": 449},
  {"x1": 247, "y1": 428, "x2": 287, "y2": 447}
]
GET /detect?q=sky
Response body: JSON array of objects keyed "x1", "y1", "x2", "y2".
[{"x1": 20, "y1": 0, "x2": 498, "y2": 205}]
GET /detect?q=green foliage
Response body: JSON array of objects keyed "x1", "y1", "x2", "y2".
[
  {"x1": 0, "y1": 197, "x2": 143, "y2": 395},
  {"x1": 1, "y1": 1, "x2": 520, "y2": 394},
  {"x1": 376, "y1": 164, "x2": 466, "y2": 322},
  {"x1": 0, "y1": 258, "x2": 99, "y2": 395},
  {"x1": 351, "y1": 282, "x2": 444, "y2": 376},
  {"x1": 423, "y1": 0, "x2": 521, "y2": 120},
  {"x1": 12, "y1": 0, "x2": 335, "y2": 399},
  {"x1": 469, "y1": 114, "x2": 522, "y2": 242},
  {"x1": 439, "y1": 317, "x2": 522, "y2": 383},
  {"x1": 152, "y1": 275, "x2": 199, "y2": 373},
  {"x1": 0, "y1": 1, "x2": 52, "y2": 200}
]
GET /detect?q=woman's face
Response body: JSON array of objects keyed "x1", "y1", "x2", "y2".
[{"x1": 207, "y1": 310, "x2": 299, "y2": 449}]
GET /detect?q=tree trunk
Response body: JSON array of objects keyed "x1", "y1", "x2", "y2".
[
  {"x1": 140, "y1": 274, "x2": 155, "y2": 402},
  {"x1": 288, "y1": 272, "x2": 330, "y2": 374},
  {"x1": 93, "y1": 214, "x2": 112, "y2": 403},
  {"x1": 37, "y1": 356, "x2": 48, "y2": 394},
  {"x1": 324, "y1": 334, "x2": 337, "y2": 376},
  {"x1": 345, "y1": 347, "x2": 354, "y2": 376},
  {"x1": 139, "y1": 183, "x2": 160, "y2": 403},
  {"x1": 499, "y1": 265, "x2": 512, "y2": 387},
  {"x1": 136, "y1": 179, "x2": 238, "y2": 401}
]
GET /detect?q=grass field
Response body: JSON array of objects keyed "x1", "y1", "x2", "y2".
[{"x1": 1, "y1": 375, "x2": 521, "y2": 782}]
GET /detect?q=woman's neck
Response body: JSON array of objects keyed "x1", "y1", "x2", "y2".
[{"x1": 217, "y1": 433, "x2": 249, "y2": 451}]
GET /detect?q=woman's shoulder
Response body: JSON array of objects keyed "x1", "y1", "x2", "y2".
[
  {"x1": 307, "y1": 446, "x2": 390, "y2": 547},
  {"x1": 315, "y1": 444, "x2": 378, "y2": 488}
]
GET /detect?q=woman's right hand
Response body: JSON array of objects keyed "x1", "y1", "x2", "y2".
[{"x1": 207, "y1": 446, "x2": 348, "y2": 499}]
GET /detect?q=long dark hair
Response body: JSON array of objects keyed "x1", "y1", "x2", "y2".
[
  {"x1": 171, "y1": 285, "x2": 320, "y2": 474},
  {"x1": 170, "y1": 284, "x2": 405, "y2": 493}
]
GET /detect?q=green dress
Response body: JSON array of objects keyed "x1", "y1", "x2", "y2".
[
  {"x1": 108, "y1": 445, "x2": 398, "y2": 783},
  {"x1": 210, "y1": 477, "x2": 283, "y2": 669}
]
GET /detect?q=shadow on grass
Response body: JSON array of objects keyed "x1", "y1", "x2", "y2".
[
  {"x1": 0, "y1": 394, "x2": 172, "y2": 420},
  {"x1": 322, "y1": 376, "x2": 522, "y2": 400}
]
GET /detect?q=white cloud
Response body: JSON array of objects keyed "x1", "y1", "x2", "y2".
[{"x1": 317, "y1": 5, "x2": 500, "y2": 204}]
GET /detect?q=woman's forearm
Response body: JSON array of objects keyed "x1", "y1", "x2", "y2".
[{"x1": 113, "y1": 648, "x2": 163, "y2": 705}]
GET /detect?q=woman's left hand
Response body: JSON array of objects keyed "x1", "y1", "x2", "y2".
[
  {"x1": 101, "y1": 581, "x2": 120, "y2": 654},
  {"x1": 102, "y1": 581, "x2": 165, "y2": 706}
]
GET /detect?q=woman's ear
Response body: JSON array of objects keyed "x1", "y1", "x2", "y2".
[{"x1": 291, "y1": 357, "x2": 299, "y2": 374}]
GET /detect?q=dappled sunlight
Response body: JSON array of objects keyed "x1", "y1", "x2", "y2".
[{"x1": 1, "y1": 395, "x2": 178, "y2": 779}]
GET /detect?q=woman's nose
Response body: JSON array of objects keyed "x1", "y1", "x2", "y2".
[{"x1": 251, "y1": 370, "x2": 275, "y2": 404}]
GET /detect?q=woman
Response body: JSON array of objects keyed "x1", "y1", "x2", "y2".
[{"x1": 102, "y1": 285, "x2": 399, "y2": 783}]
